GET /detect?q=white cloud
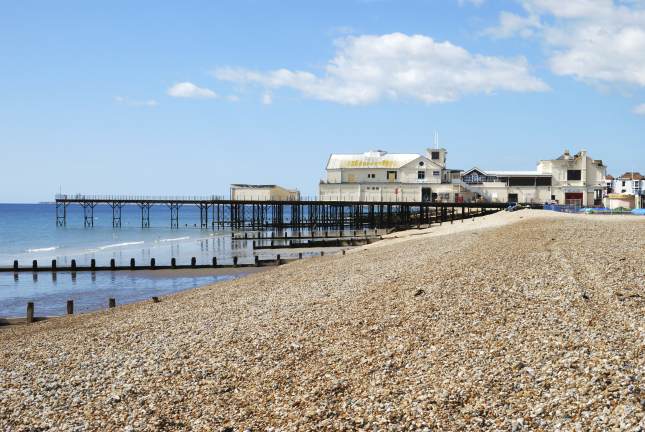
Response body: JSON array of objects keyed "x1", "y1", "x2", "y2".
[
  {"x1": 167, "y1": 82, "x2": 218, "y2": 99},
  {"x1": 114, "y1": 96, "x2": 158, "y2": 107},
  {"x1": 214, "y1": 33, "x2": 548, "y2": 105},
  {"x1": 227, "y1": 95, "x2": 240, "y2": 102},
  {"x1": 633, "y1": 103, "x2": 645, "y2": 115},
  {"x1": 484, "y1": 11, "x2": 541, "y2": 38},
  {"x1": 488, "y1": 1, "x2": 645, "y2": 87},
  {"x1": 261, "y1": 92, "x2": 273, "y2": 105}
]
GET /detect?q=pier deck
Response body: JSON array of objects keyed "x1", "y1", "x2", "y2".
[{"x1": 55, "y1": 194, "x2": 518, "y2": 230}]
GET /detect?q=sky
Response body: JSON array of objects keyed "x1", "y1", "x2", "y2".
[{"x1": 1, "y1": 0, "x2": 644, "y2": 202}]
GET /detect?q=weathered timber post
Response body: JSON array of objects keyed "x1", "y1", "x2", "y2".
[
  {"x1": 150, "y1": 258, "x2": 156, "y2": 269},
  {"x1": 51, "y1": 259, "x2": 57, "y2": 271},
  {"x1": 276, "y1": 254, "x2": 281, "y2": 266},
  {"x1": 130, "y1": 258, "x2": 135, "y2": 269},
  {"x1": 298, "y1": 252, "x2": 303, "y2": 260},
  {"x1": 108, "y1": 298, "x2": 116, "y2": 308},
  {"x1": 32, "y1": 260, "x2": 38, "y2": 270},
  {"x1": 110, "y1": 258, "x2": 116, "y2": 270},
  {"x1": 254, "y1": 256, "x2": 259, "y2": 267},
  {"x1": 320, "y1": 251, "x2": 324, "y2": 257},
  {"x1": 191, "y1": 257, "x2": 196, "y2": 267},
  {"x1": 26, "y1": 302, "x2": 34, "y2": 323},
  {"x1": 233, "y1": 256, "x2": 238, "y2": 267},
  {"x1": 152, "y1": 296, "x2": 160, "y2": 303},
  {"x1": 90, "y1": 259, "x2": 96, "y2": 271},
  {"x1": 212, "y1": 257, "x2": 218, "y2": 267},
  {"x1": 66, "y1": 300, "x2": 74, "y2": 315},
  {"x1": 71, "y1": 259, "x2": 77, "y2": 271},
  {"x1": 13, "y1": 260, "x2": 18, "y2": 271}
]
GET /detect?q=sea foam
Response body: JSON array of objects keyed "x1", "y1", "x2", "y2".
[
  {"x1": 26, "y1": 246, "x2": 59, "y2": 253},
  {"x1": 98, "y1": 241, "x2": 144, "y2": 250},
  {"x1": 158, "y1": 236, "x2": 190, "y2": 243}
]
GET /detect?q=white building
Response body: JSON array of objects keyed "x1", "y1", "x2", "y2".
[
  {"x1": 319, "y1": 149, "x2": 465, "y2": 202},
  {"x1": 462, "y1": 149, "x2": 607, "y2": 206},
  {"x1": 605, "y1": 172, "x2": 644, "y2": 209},
  {"x1": 320, "y1": 148, "x2": 607, "y2": 206},
  {"x1": 230, "y1": 184, "x2": 300, "y2": 201}
]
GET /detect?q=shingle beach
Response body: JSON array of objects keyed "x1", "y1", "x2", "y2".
[{"x1": 1, "y1": 210, "x2": 643, "y2": 431}]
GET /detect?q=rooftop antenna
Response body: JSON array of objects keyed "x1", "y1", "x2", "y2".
[{"x1": 433, "y1": 131, "x2": 439, "y2": 149}]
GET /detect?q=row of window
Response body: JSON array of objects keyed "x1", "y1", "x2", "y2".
[{"x1": 362, "y1": 170, "x2": 440, "y2": 180}]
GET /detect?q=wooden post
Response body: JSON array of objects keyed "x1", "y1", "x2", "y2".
[
  {"x1": 276, "y1": 254, "x2": 281, "y2": 266},
  {"x1": 171, "y1": 257, "x2": 176, "y2": 268},
  {"x1": 320, "y1": 251, "x2": 324, "y2": 257},
  {"x1": 233, "y1": 256, "x2": 238, "y2": 267},
  {"x1": 130, "y1": 258, "x2": 135, "y2": 269},
  {"x1": 66, "y1": 300, "x2": 73, "y2": 315},
  {"x1": 51, "y1": 259, "x2": 57, "y2": 271},
  {"x1": 342, "y1": 250, "x2": 346, "y2": 256},
  {"x1": 298, "y1": 252, "x2": 303, "y2": 260},
  {"x1": 26, "y1": 302, "x2": 34, "y2": 323},
  {"x1": 254, "y1": 255, "x2": 259, "y2": 267},
  {"x1": 150, "y1": 258, "x2": 156, "y2": 269},
  {"x1": 152, "y1": 296, "x2": 160, "y2": 303},
  {"x1": 110, "y1": 258, "x2": 116, "y2": 270},
  {"x1": 108, "y1": 298, "x2": 116, "y2": 308},
  {"x1": 32, "y1": 260, "x2": 38, "y2": 270},
  {"x1": 71, "y1": 259, "x2": 77, "y2": 271},
  {"x1": 90, "y1": 259, "x2": 96, "y2": 270},
  {"x1": 191, "y1": 257, "x2": 196, "y2": 267},
  {"x1": 212, "y1": 257, "x2": 218, "y2": 267}
]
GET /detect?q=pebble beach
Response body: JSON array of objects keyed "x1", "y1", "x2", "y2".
[{"x1": 1, "y1": 210, "x2": 643, "y2": 430}]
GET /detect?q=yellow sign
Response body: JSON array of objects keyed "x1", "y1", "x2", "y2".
[{"x1": 342, "y1": 160, "x2": 398, "y2": 168}]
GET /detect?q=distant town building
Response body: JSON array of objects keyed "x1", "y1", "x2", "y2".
[
  {"x1": 319, "y1": 148, "x2": 607, "y2": 206},
  {"x1": 605, "y1": 172, "x2": 644, "y2": 209},
  {"x1": 318, "y1": 149, "x2": 465, "y2": 202},
  {"x1": 230, "y1": 184, "x2": 300, "y2": 201}
]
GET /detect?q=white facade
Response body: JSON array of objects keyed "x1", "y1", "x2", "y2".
[
  {"x1": 605, "y1": 173, "x2": 644, "y2": 208},
  {"x1": 319, "y1": 149, "x2": 464, "y2": 202},
  {"x1": 320, "y1": 148, "x2": 608, "y2": 206}
]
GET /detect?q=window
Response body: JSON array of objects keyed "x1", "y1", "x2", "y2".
[
  {"x1": 417, "y1": 171, "x2": 425, "y2": 179},
  {"x1": 551, "y1": 195, "x2": 556, "y2": 200},
  {"x1": 432, "y1": 171, "x2": 440, "y2": 176},
  {"x1": 387, "y1": 171, "x2": 397, "y2": 181},
  {"x1": 431, "y1": 151, "x2": 440, "y2": 160},
  {"x1": 367, "y1": 173, "x2": 376, "y2": 179},
  {"x1": 419, "y1": 161, "x2": 424, "y2": 166},
  {"x1": 567, "y1": 170, "x2": 582, "y2": 181}
]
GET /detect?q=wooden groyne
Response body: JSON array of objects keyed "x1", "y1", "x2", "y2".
[{"x1": 1, "y1": 255, "x2": 301, "y2": 273}]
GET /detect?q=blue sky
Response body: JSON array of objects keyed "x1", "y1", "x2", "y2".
[{"x1": 1, "y1": 0, "x2": 644, "y2": 202}]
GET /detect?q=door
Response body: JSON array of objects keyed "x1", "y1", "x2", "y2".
[
  {"x1": 565, "y1": 192, "x2": 583, "y2": 206},
  {"x1": 508, "y1": 193, "x2": 519, "y2": 203},
  {"x1": 387, "y1": 171, "x2": 397, "y2": 182},
  {"x1": 422, "y1": 187, "x2": 432, "y2": 202}
]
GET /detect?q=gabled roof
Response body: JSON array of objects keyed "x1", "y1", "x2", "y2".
[
  {"x1": 462, "y1": 167, "x2": 550, "y2": 177},
  {"x1": 618, "y1": 172, "x2": 643, "y2": 180},
  {"x1": 326, "y1": 151, "x2": 436, "y2": 170}
]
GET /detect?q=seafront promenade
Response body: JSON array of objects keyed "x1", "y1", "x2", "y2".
[{"x1": 1, "y1": 210, "x2": 643, "y2": 430}]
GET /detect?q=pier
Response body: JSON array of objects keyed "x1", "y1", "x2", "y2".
[{"x1": 55, "y1": 194, "x2": 514, "y2": 230}]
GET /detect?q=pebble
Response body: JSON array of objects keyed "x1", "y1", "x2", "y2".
[{"x1": 0, "y1": 210, "x2": 643, "y2": 430}]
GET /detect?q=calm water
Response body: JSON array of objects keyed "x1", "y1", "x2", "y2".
[{"x1": 0, "y1": 203, "x2": 266, "y2": 317}]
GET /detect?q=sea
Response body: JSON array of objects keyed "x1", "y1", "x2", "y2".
[{"x1": 0, "y1": 203, "x2": 279, "y2": 318}]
